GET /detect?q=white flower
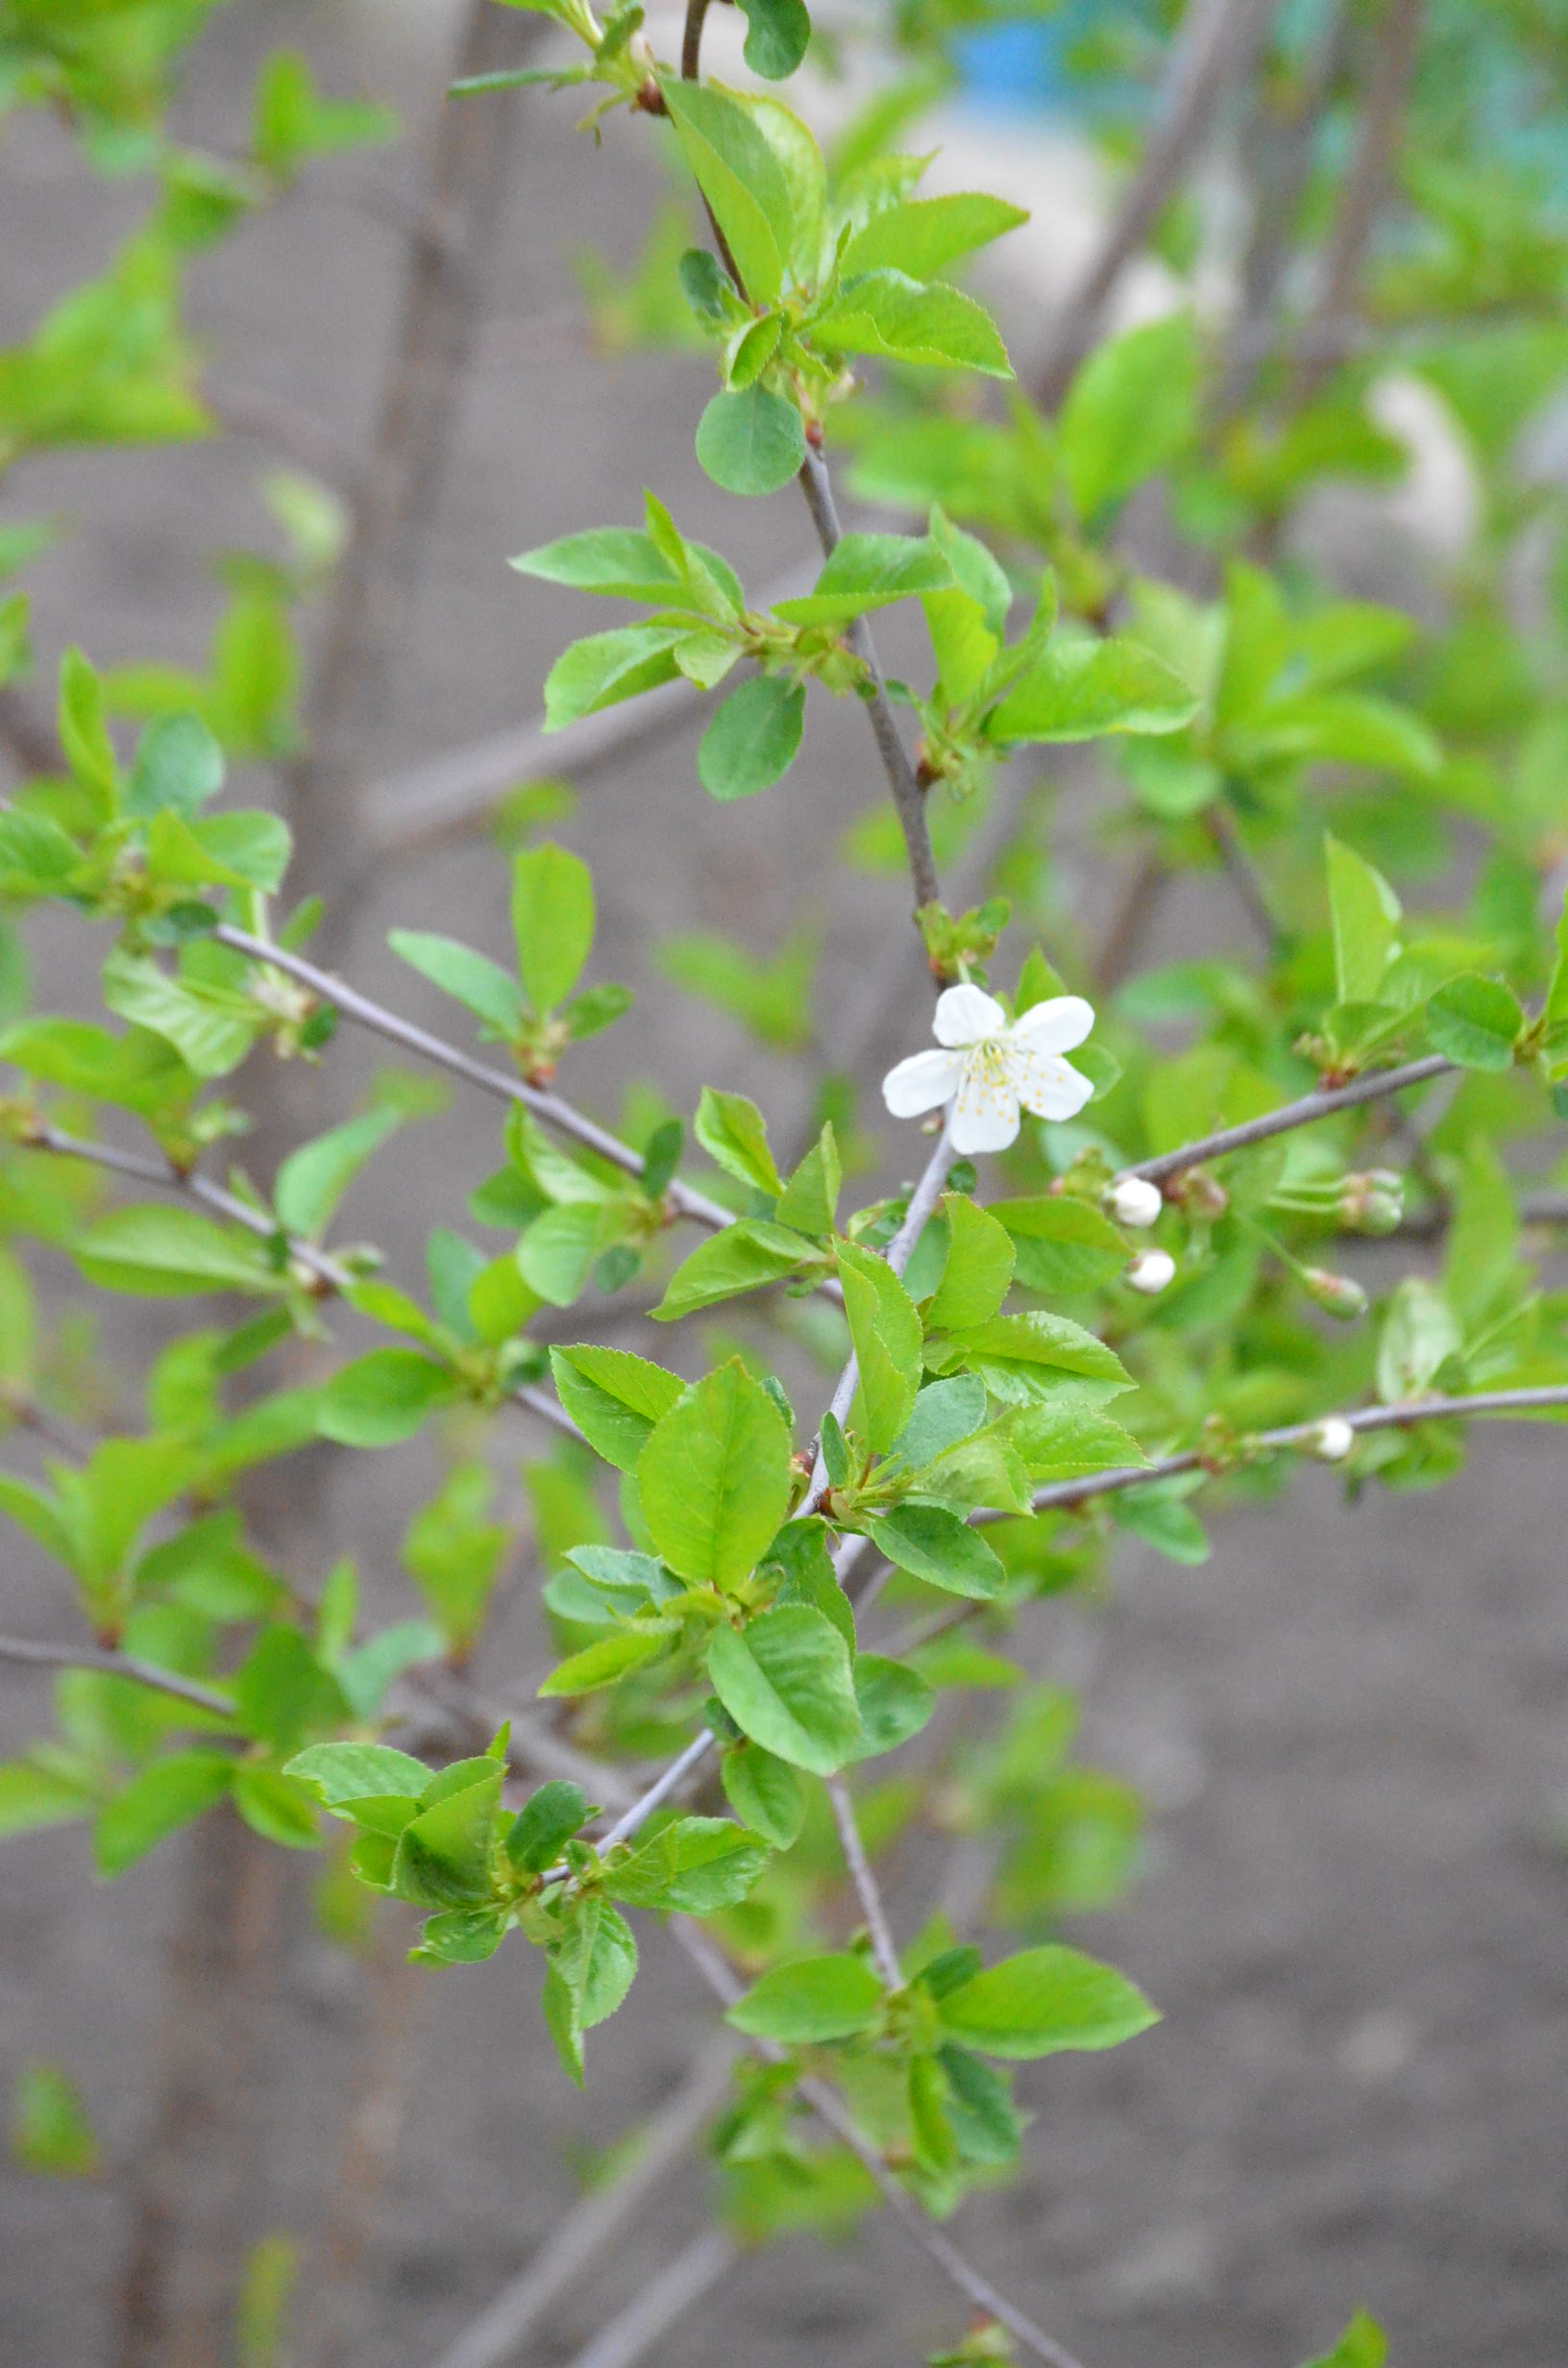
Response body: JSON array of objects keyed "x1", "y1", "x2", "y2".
[
  {"x1": 1107, "y1": 1175, "x2": 1163, "y2": 1229},
  {"x1": 882, "y1": 983, "x2": 1095, "y2": 1157},
  {"x1": 1308, "y1": 1416, "x2": 1355, "y2": 1464},
  {"x1": 1125, "y1": 1247, "x2": 1175, "y2": 1295}
]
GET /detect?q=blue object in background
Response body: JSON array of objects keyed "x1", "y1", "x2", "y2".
[{"x1": 952, "y1": 22, "x2": 1064, "y2": 112}]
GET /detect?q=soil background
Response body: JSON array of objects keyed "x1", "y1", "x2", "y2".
[{"x1": 1, "y1": 7, "x2": 1564, "y2": 2366}]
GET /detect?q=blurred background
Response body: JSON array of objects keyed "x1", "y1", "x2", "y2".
[{"x1": 1, "y1": 4, "x2": 1565, "y2": 2364}]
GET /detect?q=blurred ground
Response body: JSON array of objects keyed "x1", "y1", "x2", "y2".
[{"x1": 0, "y1": 5, "x2": 1564, "y2": 2365}]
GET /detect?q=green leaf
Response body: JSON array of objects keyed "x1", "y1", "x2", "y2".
[
  {"x1": 544, "y1": 624, "x2": 687, "y2": 728},
  {"x1": 57, "y1": 647, "x2": 117, "y2": 814},
  {"x1": 1539, "y1": 889, "x2": 1568, "y2": 1063},
  {"x1": 662, "y1": 81, "x2": 794, "y2": 307},
  {"x1": 1057, "y1": 312, "x2": 1199, "y2": 519},
  {"x1": 75, "y1": 1207, "x2": 281, "y2": 1300},
  {"x1": 813, "y1": 270, "x2": 1013, "y2": 377},
  {"x1": 1111, "y1": 1486, "x2": 1210, "y2": 1565},
  {"x1": 512, "y1": 842, "x2": 594, "y2": 1014},
  {"x1": 637, "y1": 1359, "x2": 793, "y2": 1591},
  {"x1": 392, "y1": 1764, "x2": 503, "y2": 1906},
  {"x1": 1424, "y1": 974, "x2": 1521, "y2": 1071},
  {"x1": 722, "y1": 1743, "x2": 806, "y2": 1847},
  {"x1": 94, "y1": 1752, "x2": 233, "y2": 1876},
  {"x1": 543, "y1": 1897, "x2": 639, "y2": 2084},
  {"x1": 840, "y1": 191, "x2": 1028, "y2": 282},
  {"x1": 283, "y1": 1741, "x2": 430, "y2": 1812},
  {"x1": 316, "y1": 1350, "x2": 457, "y2": 1446},
  {"x1": 388, "y1": 928, "x2": 525, "y2": 1039},
  {"x1": 516, "y1": 1202, "x2": 619, "y2": 1307},
  {"x1": 695, "y1": 1087, "x2": 784, "y2": 1194},
  {"x1": 125, "y1": 710, "x2": 224, "y2": 819},
  {"x1": 924, "y1": 1195, "x2": 1015, "y2": 1328},
  {"x1": 889, "y1": 1377, "x2": 989, "y2": 1471},
  {"x1": 1325, "y1": 833, "x2": 1402, "y2": 1005},
  {"x1": 650, "y1": 1220, "x2": 815, "y2": 1320},
  {"x1": 12, "y1": 2060, "x2": 99, "y2": 2177},
  {"x1": 605, "y1": 1814, "x2": 769, "y2": 1912},
  {"x1": 504, "y1": 1780, "x2": 589, "y2": 1872},
  {"x1": 707, "y1": 1603, "x2": 861, "y2": 1774},
  {"x1": 735, "y1": 0, "x2": 811, "y2": 79},
  {"x1": 1298, "y1": 2312, "x2": 1387, "y2": 2368},
  {"x1": 925, "y1": 1312, "x2": 1130, "y2": 1406},
  {"x1": 866, "y1": 1503, "x2": 1006, "y2": 1599},
  {"x1": 836, "y1": 1237, "x2": 923, "y2": 1454},
  {"x1": 550, "y1": 1345, "x2": 684, "y2": 1473},
  {"x1": 698, "y1": 675, "x2": 805, "y2": 801},
  {"x1": 987, "y1": 635, "x2": 1199, "y2": 744},
  {"x1": 695, "y1": 385, "x2": 806, "y2": 498},
  {"x1": 992, "y1": 1196, "x2": 1129, "y2": 1295},
  {"x1": 939, "y1": 1944, "x2": 1159, "y2": 2059},
  {"x1": 1376, "y1": 1276, "x2": 1461, "y2": 1404},
  {"x1": 0, "y1": 1758, "x2": 96, "y2": 1839},
  {"x1": 773, "y1": 533, "x2": 952, "y2": 628},
  {"x1": 231, "y1": 1764, "x2": 322, "y2": 1850},
  {"x1": 274, "y1": 1107, "x2": 403, "y2": 1241},
  {"x1": 537, "y1": 1625, "x2": 672, "y2": 1698},
  {"x1": 726, "y1": 1950, "x2": 885, "y2": 2044},
  {"x1": 508, "y1": 526, "x2": 726, "y2": 610},
  {"x1": 775, "y1": 1125, "x2": 840, "y2": 1239},
  {"x1": 849, "y1": 1654, "x2": 934, "y2": 1760}
]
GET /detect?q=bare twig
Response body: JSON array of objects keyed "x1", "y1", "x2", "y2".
[
  {"x1": 1292, "y1": 0, "x2": 1428, "y2": 401},
  {"x1": 566, "y1": 2228, "x2": 738, "y2": 2368},
  {"x1": 427, "y1": 2039, "x2": 736, "y2": 2368},
  {"x1": 0, "y1": 1634, "x2": 233, "y2": 1717},
  {"x1": 204, "y1": 380, "x2": 365, "y2": 503},
  {"x1": 1119, "y1": 1053, "x2": 1453, "y2": 1186},
  {"x1": 827, "y1": 1778, "x2": 901, "y2": 1988},
  {"x1": 1037, "y1": 0, "x2": 1284, "y2": 407}
]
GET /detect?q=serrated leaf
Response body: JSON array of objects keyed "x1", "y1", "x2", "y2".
[
  {"x1": 316, "y1": 1350, "x2": 457, "y2": 1446},
  {"x1": 650, "y1": 1221, "x2": 815, "y2": 1320},
  {"x1": 550, "y1": 1345, "x2": 684, "y2": 1472},
  {"x1": 698, "y1": 675, "x2": 804, "y2": 801},
  {"x1": 1325, "y1": 833, "x2": 1402, "y2": 1005},
  {"x1": 939, "y1": 1943, "x2": 1159, "y2": 2058},
  {"x1": 707, "y1": 1603, "x2": 860, "y2": 1774},
  {"x1": 726, "y1": 1950, "x2": 885, "y2": 2043},
  {"x1": 637, "y1": 1359, "x2": 793, "y2": 1591},
  {"x1": 866, "y1": 1502, "x2": 1006, "y2": 1598},
  {"x1": 1424, "y1": 973, "x2": 1521, "y2": 1070},
  {"x1": 836, "y1": 1236, "x2": 923, "y2": 1454},
  {"x1": 840, "y1": 191, "x2": 1028, "y2": 282},
  {"x1": 695, "y1": 1087, "x2": 783, "y2": 1194},
  {"x1": 544, "y1": 624, "x2": 687, "y2": 728},
  {"x1": 814, "y1": 270, "x2": 1013, "y2": 377},
  {"x1": 987, "y1": 635, "x2": 1199, "y2": 744},
  {"x1": 662, "y1": 81, "x2": 794, "y2": 308},
  {"x1": 512, "y1": 842, "x2": 594, "y2": 1014},
  {"x1": 773, "y1": 532, "x2": 952, "y2": 628}
]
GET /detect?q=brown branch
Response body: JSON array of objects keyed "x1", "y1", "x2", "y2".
[
  {"x1": 827, "y1": 1778, "x2": 901, "y2": 1988},
  {"x1": 0, "y1": 685, "x2": 58, "y2": 779},
  {"x1": 0, "y1": 1634, "x2": 233, "y2": 1716},
  {"x1": 566, "y1": 2229, "x2": 738, "y2": 2368},
  {"x1": 1292, "y1": 0, "x2": 1428, "y2": 401},
  {"x1": 1120, "y1": 1053, "x2": 1453, "y2": 1185},
  {"x1": 1036, "y1": 0, "x2": 1284, "y2": 407}
]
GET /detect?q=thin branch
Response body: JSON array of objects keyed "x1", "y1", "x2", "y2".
[
  {"x1": 23, "y1": 1124, "x2": 578, "y2": 1444},
  {"x1": 1036, "y1": 0, "x2": 1284, "y2": 407},
  {"x1": 1292, "y1": 0, "x2": 1429, "y2": 401},
  {"x1": 797, "y1": 444, "x2": 940, "y2": 915},
  {"x1": 211, "y1": 925, "x2": 736, "y2": 1233},
  {"x1": 204, "y1": 380, "x2": 365, "y2": 504},
  {"x1": 0, "y1": 686, "x2": 59, "y2": 778},
  {"x1": 567, "y1": 2228, "x2": 737, "y2": 2368},
  {"x1": 1119, "y1": 1054, "x2": 1453, "y2": 1186},
  {"x1": 426, "y1": 2039, "x2": 736, "y2": 2368},
  {"x1": 681, "y1": 0, "x2": 717, "y2": 83},
  {"x1": 827, "y1": 1778, "x2": 901, "y2": 1988},
  {"x1": 361, "y1": 555, "x2": 821, "y2": 861},
  {"x1": 669, "y1": 1919, "x2": 1089, "y2": 2368},
  {"x1": 0, "y1": 1634, "x2": 233, "y2": 1716}
]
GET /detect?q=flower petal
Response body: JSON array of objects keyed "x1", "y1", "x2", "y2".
[
  {"x1": 1012, "y1": 1051, "x2": 1094, "y2": 1123},
  {"x1": 882, "y1": 1047, "x2": 965, "y2": 1119},
  {"x1": 1008, "y1": 995, "x2": 1095, "y2": 1057},
  {"x1": 934, "y1": 982, "x2": 1008, "y2": 1048},
  {"x1": 950, "y1": 1056, "x2": 1021, "y2": 1154}
]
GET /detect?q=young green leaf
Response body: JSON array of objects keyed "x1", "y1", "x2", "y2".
[
  {"x1": 1324, "y1": 833, "x2": 1402, "y2": 1005},
  {"x1": 316, "y1": 1350, "x2": 458, "y2": 1447},
  {"x1": 836, "y1": 1237, "x2": 924, "y2": 1454},
  {"x1": 722, "y1": 1742, "x2": 806, "y2": 1847},
  {"x1": 650, "y1": 1221, "x2": 816, "y2": 1321},
  {"x1": 774, "y1": 1124, "x2": 841, "y2": 1239},
  {"x1": 550, "y1": 1345, "x2": 684, "y2": 1472},
  {"x1": 388, "y1": 929, "x2": 525, "y2": 1038},
  {"x1": 813, "y1": 270, "x2": 1013, "y2": 377},
  {"x1": 698, "y1": 675, "x2": 805, "y2": 801},
  {"x1": 840, "y1": 192, "x2": 1029, "y2": 282},
  {"x1": 662, "y1": 81, "x2": 795, "y2": 308},
  {"x1": 707, "y1": 1603, "x2": 861, "y2": 1774},
  {"x1": 504, "y1": 1780, "x2": 590, "y2": 1872},
  {"x1": 725, "y1": 1950, "x2": 885, "y2": 2044},
  {"x1": 1057, "y1": 312, "x2": 1199, "y2": 520},
  {"x1": 694, "y1": 1087, "x2": 784, "y2": 1195},
  {"x1": 74, "y1": 1208, "x2": 282, "y2": 1300},
  {"x1": 1298, "y1": 2312, "x2": 1387, "y2": 2368},
  {"x1": 695, "y1": 385, "x2": 806, "y2": 498},
  {"x1": 512, "y1": 842, "x2": 595, "y2": 1015},
  {"x1": 923, "y1": 1195, "x2": 1015, "y2": 1328},
  {"x1": 94, "y1": 1752, "x2": 233, "y2": 1876},
  {"x1": 1424, "y1": 973, "x2": 1521, "y2": 1070},
  {"x1": 274, "y1": 1107, "x2": 404, "y2": 1241},
  {"x1": 772, "y1": 533, "x2": 952, "y2": 628},
  {"x1": 865, "y1": 1502, "x2": 1007, "y2": 1599},
  {"x1": 987, "y1": 636, "x2": 1200, "y2": 745},
  {"x1": 636, "y1": 1359, "x2": 794, "y2": 1591},
  {"x1": 939, "y1": 1944, "x2": 1159, "y2": 2058},
  {"x1": 849, "y1": 1653, "x2": 935, "y2": 1760},
  {"x1": 544, "y1": 624, "x2": 687, "y2": 728},
  {"x1": 735, "y1": 0, "x2": 811, "y2": 80},
  {"x1": 604, "y1": 1815, "x2": 769, "y2": 1913}
]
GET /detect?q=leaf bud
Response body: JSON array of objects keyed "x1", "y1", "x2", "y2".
[{"x1": 1106, "y1": 1174, "x2": 1163, "y2": 1228}]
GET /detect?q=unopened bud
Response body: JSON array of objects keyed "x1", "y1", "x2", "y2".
[
  {"x1": 627, "y1": 30, "x2": 657, "y2": 76},
  {"x1": 1302, "y1": 1266, "x2": 1368, "y2": 1321},
  {"x1": 1125, "y1": 1247, "x2": 1176, "y2": 1295},
  {"x1": 1106, "y1": 1175, "x2": 1163, "y2": 1228},
  {"x1": 1308, "y1": 1416, "x2": 1356, "y2": 1463},
  {"x1": 1338, "y1": 1170, "x2": 1405, "y2": 1235}
]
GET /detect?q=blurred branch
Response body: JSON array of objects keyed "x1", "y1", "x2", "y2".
[
  {"x1": 1123, "y1": 1053, "x2": 1453, "y2": 1184},
  {"x1": 828, "y1": 1778, "x2": 901, "y2": 1987},
  {"x1": 565, "y1": 2229, "x2": 737, "y2": 2368},
  {"x1": 426, "y1": 2038, "x2": 736, "y2": 2368},
  {"x1": 1036, "y1": 0, "x2": 1284, "y2": 407},
  {"x1": 205, "y1": 380, "x2": 366, "y2": 504},
  {"x1": 0, "y1": 686, "x2": 58, "y2": 778},
  {"x1": 1292, "y1": 0, "x2": 1429, "y2": 401},
  {"x1": 0, "y1": 1633, "x2": 233, "y2": 1715}
]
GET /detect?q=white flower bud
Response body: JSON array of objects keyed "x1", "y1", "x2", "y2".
[
  {"x1": 1125, "y1": 1247, "x2": 1176, "y2": 1295},
  {"x1": 1309, "y1": 1416, "x2": 1356, "y2": 1464},
  {"x1": 1107, "y1": 1175, "x2": 1163, "y2": 1228}
]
